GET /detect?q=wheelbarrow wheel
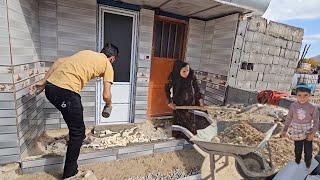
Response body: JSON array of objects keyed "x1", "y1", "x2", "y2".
[{"x1": 235, "y1": 152, "x2": 266, "y2": 180}]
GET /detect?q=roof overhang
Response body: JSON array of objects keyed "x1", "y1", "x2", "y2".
[{"x1": 114, "y1": 0, "x2": 271, "y2": 20}]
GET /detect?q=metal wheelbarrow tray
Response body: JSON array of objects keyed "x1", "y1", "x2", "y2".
[{"x1": 171, "y1": 109, "x2": 278, "y2": 179}]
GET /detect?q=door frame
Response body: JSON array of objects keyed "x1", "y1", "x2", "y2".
[
  {"x1": 96, "y1": 5, "x2": 139, "y2": 124},
  {"x1": 148, "y1": 15, "x2": 188, "y2": 117}
]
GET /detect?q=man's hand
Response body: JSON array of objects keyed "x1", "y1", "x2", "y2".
[
  {"x1": 103, "y1": 81, "x2": 112, "y2": 106},
  {"x1": 29, "y1": 80, "x2": 46, "y2": 95},
  {"x1": 168, "y1": 103, "x2": 176, "y2": 110},
  {"x1": 307, "y1": 132, "x2": 315, "y2": 141}
]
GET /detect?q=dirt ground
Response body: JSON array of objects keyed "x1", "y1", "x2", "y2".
[{"x1": 16, "y1": 149, "x2": 242, "y2": 180}]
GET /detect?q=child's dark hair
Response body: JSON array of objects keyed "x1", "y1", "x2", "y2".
[
  {"x1": 296, "y1": 83, "x2": 311, "y2": 94},
  {"x1": 101, "y1": 43, "x2": 119, "y2": 58}
]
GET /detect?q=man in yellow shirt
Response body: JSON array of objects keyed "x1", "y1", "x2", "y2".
[{"x1": 30, "y1": 43, "x2": 119, "y2": 179}]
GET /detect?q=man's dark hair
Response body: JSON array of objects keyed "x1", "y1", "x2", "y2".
[
  {"x1": 296, "y1": 83, "x2": 311, "y2": 94},
  {"x1": 101, "y1": 43, "x2": 119, "y2": 58}
]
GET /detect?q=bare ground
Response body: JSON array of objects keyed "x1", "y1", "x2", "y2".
[{"x1": 16, "y1": 149, "x2": 242, "y2": 180}]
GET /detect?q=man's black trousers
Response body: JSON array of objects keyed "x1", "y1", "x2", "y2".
[{"x1": 45, "y1": 82, "x2": 85, "y2": 178}]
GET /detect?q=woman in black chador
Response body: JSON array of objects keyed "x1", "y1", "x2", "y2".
[{"x1": 165, "y1": 60, "x2": 209, "y2": 135}]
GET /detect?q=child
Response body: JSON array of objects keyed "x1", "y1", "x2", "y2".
[{"x1": 281, "y1": 84, "x2": 319, "y2": 169}]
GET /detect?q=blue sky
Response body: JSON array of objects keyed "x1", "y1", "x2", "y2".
[{"x1": 263, "y1": 0, "x2": 320, "y2": 58}]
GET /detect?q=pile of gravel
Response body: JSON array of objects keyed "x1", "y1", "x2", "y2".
[{"x1": 125, "y1": 168, "x2": 200, "y2": 180}]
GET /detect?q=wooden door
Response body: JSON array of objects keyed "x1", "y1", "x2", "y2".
[{"x1": 148, "y1": 16, "x2": 187, "y2": 117}]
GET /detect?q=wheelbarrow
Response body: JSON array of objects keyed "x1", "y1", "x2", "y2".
[{"x1": 170, "y1": 108, "x2": 278, "y2": 180}]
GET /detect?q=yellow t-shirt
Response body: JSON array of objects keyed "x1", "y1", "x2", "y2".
[{"x1": 47, "y1": 50, "x2": 114, "y2": 93}]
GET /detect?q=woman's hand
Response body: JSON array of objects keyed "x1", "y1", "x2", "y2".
[
  {"x1": 307, "y1": 132, "x2": 315, "y2": 141},
  {"x1": 280, "y1": 131, "x2": 287, "y2": 138},
  {"x1": 168, "y1": 103, "x2": 176, "y2": 110},
  {"x1": 200, "y1": 99, "x2": 204, "y2": 106},
  {"x1": 29, "y1": 80, "x2": 46, "y2": 95}
]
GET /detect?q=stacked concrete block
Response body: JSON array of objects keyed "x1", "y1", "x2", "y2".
[
  {"x1": 135, "y1": 9, "x2": 154, "y2": 122},
  {"x1": 185, "y1": 19, "x2": 206, "y2": 71},
  {"x1": 228, "y1": 16, "x2": 303, "y2": 93},
  {"x1": 185, "y1": 14, "x2": 239, "y2": 105}
]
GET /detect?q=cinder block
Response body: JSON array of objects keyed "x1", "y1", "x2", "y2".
[
  {"x1": 261, "y1": 55, "x2": 273, "y2": 64},
  {"x1": 288, "y1": 60, "x2": 298, "y2": 68},
  {"x1": 229, "y1": 65, "x2": 238, "y2": 77},
  {"x1": 248, "y1": 17, "x2": 267, "y2": 33},
  {"x1": 272, "y1": 56, "x2": 280, "y2": 65},
  {"x1": 255, "y1": 81, "x2": 268, "y2": 91},
  {"x1": 236, "y1": 81, "x2": 251, "y2": 90},
  {"x1": 251, "y1": 42, "x2": 262, "y2": 53},
  {"x1": 234, "y1": 35, "x2": 244, "y2": 49},
  {"x1": 267, "y1": 82, "x2": 278, "y2": 90},
  {"x1": 264, "y1": 65, "x2": 272, "y2": 72},
  {"x1": 286, "y1": 41, "x2": 293, "y2": 49},
  {"x1": 228, "y1": 77, "x2": 237, "y2": 87},
  {"x1": 253, "y1": 32, "x2": 264, "y2": 43},
  {"x1": 232, "y1": 49, "x2": 241, "y2": 63},
  {"x1": 245, "y1": 31, "x2": 254, "y2": 42},
  {"x1": 278, "y1": 83, "x2": 291, "y2": 92},
  {"x1": 292, "y1": 28, "x2": 304, "y2": 42},
  {"x1": 294, "y1": 51, "x2": 300, "y2": 59},
  {"x1": 279, "y1": 48, "x2": 286, "y2": 57},
  {"x1": 237, "y1": 20, "x2": 248, "y2": 36},
  {"x1": 279, "y1": 57, "x2": 289, "y2": 66},
  {"x1": 258, "y1": 73, "x2": 264, "y2": 81},
  {"x1": 261, "y1": 45, "x2": 270, "y2": 55},
  {"x1": 249, "y1": 53, "x2": 263, "y2": 63},
  {"x1": 245, "y1": 72, "x2": 259, "y2": 81},
  {"x1": 267, "y1": 22, "x2": 280, "y2": 37},
  {"x1": 240, "y1": 52, "x2": 250, "y2": 62},
  {"x1": 270, "y1": 66, "x2": 282, "y2": 74},
  {"x1": 280, "y1": 39, "x2": 288, "y2": 48},
  {"x1": 263, "y1": 73, "x2": 275, "y2": 82},
  {"x1": 250, "y1": 81, "x2": 257, "y2": 90},
  {"x1": 268, "y1": 46, "x2": 281, "y2": 56},
  {"x1": 253, "y1": 64, "x2": 266, "y2": 72},
  {"x1": 236, "y1": 70, "x2": 246, "y2": 81},
  {"x1": 285, "y1": 50, "x2": 296, "y2": 59}
]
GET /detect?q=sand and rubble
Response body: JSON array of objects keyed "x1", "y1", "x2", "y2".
[
  {"x1": 211, "y1": 121, "x2": 319, "y2": 170},
  {"x1": 26, "y1": 121, "x2": 170, "y2": 158}
]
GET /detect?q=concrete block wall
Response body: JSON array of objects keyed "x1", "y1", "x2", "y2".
[
  {"x1": 135, "y1": 9, "x2": 154, "y2": 122},
  {"x1": 39, "y1": 0, "x2": 97, "y2": 129},
  {"x1": 185, "y1": 14, "x2": 239, "y2": 105},
  {"x1": 228, "y1": 16, "x2": 304, "y2": 92}
]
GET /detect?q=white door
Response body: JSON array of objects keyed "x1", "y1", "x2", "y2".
[{"x1": 97, "y1": 6, "x2": 138, "y2": 124}]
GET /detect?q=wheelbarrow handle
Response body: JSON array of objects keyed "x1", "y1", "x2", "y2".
[{"x1": 258, "y1": 123, "x2": 278, "y2": 149}]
